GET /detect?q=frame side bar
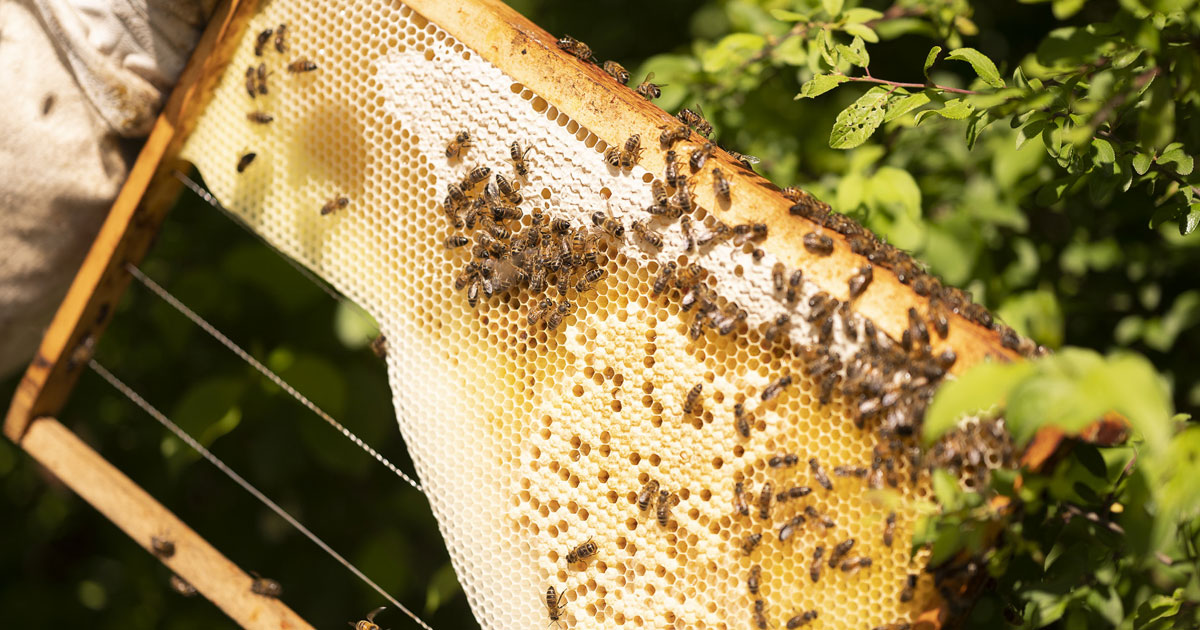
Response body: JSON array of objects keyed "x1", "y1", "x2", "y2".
[
  {"x1": 19, "y1": 416, "x2": 315, "y2": 630},
  {"x1": 3, "y1": 0, "x2": 261, "y2": 442}
]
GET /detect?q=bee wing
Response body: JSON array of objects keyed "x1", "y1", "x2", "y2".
[
  {"x1": 367, "y1": 606, "x2": 387, "y2": 622},
  {"x1": 642, "y1": 72, "x2": 655, "y2": 83}
]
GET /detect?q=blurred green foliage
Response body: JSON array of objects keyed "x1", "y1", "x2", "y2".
[{"x1": 3, "y1": 0, "x2": 1200, "y2": 628}]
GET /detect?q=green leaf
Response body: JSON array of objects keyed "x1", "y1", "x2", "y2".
[
  {"x1": 1133, "y1": 589, "x2": 1182, "y2": 630},
  {"x1": 1091, "y1": 138, "x2": 1115, "y2": 164},
  {"x1": 932, "y1": 469, "x2": 961, "y2": 508},
  {"x1": 1158, "y1": 144, "x2": 1194, "y2": 176},
  {"x1": 883, "y1": 92, "x2": 931, "y2": 122},
  {"x1": 1183, "y1": 204, "x2": 1200, "y2": 235},
  {"x1": 868, "y1": 166, "x2": 922, "y2": 219},
  {"x1": 843, "y1": 22, "x2": 879, "y2": 43},
  {"x1": 701, "y1": 33, "x2": 767, "y2": 74},
  {"x1": 836, "y1": 43, "x2": 868, "y2": 68},
  {"x1": 842, "y1": 8, "x2": 883, "y2": 24},
  {"x1": 768, "y1": 8, "x2": 810, "y2": 22},
  {"x1": 923, "y1": 361, "x2": 1036, "y2": 443},
  {"x1": 915, "y1": 99, "x2": 974, "y2": 124},
  {"x1": 829, "y1": 86, "x2": 890, "y2": 149},
  {"x1": 1132, "y1": 152, "x2": 1153, "y2": 175},
  {"x1": 923, "y1": 46, "x2": 942, "y2": 79},
  {"x1": 795, "y1": 73, "x2": 848, "y2": 99},
  {"x1": 946, "y1": 47, "x2": 1005, "y2": 89},
  {"x1": 822, "y1": 0, "x2": 844, "y2": 18}
]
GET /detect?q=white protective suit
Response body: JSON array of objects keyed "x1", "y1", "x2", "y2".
[{"x1": 0, "y1": 0, "x2": 213, "y2": 377}]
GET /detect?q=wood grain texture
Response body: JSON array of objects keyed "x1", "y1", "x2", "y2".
[
  {"x1": 19, "y1": 417, "x2": 314, "y2": 630},
  {"x1": 3, "y1": 0, "x2": 261, "y2": 442}
]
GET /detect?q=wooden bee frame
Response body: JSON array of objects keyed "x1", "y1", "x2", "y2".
[{"x1": 3, "y1": 0, "x2": 1112, "y2": 628}]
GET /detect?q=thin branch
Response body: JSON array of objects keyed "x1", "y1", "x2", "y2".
[{"x1": 833, "y1": 73, "x2": 981, "y2": 95}]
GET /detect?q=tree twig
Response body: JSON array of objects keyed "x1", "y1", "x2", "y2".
[{"x1": 833, "y1": 72, "x2": 981, "y2": 95}]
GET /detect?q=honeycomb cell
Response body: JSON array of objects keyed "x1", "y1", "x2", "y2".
[{"x1": 176, "y1": 1, "x2": 995, "y2": 629}]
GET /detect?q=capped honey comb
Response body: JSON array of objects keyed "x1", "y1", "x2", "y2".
[{"x1": 179, "y1": 1, "x2": 1023, "y2": 628}]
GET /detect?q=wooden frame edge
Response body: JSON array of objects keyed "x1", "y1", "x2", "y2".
[
  {"x1": 18, "y1": 416, "x2": 314, "y2": 630},
  {"x1": 3, "y1": 0, "x2": 262, "y2": 442}
]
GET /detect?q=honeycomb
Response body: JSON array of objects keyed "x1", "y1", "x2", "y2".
[{"x1": 177, "y1": 1, "x2": 1013, "y2": 628}]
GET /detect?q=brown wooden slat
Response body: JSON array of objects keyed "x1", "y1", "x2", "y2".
[{"x1": 19, "y1": 416, "x2": 314, "y2": 630}]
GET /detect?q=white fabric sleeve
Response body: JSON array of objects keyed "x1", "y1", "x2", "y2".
[{"x1": 0, "y1": 0, "x2": 214, "y2": 378}]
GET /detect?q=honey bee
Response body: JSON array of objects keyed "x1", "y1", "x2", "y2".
[
  {"x1": 1000, "y1": 325, "x2": 1020, "y2": 350},
  {"x1": 151, "y1": 536, "x2": 175, "y2": 559},
  {"x1": 778, "y1": 515, "x2": 804, "y2": 542},
  {"x1": 786, "y1": 610, "x2": 818, "y2": 629},
  {"x1": 353, "y1": 606, "x2": 386, "y2": 630},
  {"x1": 675, "y1": 262, "x2": 703, "y2": 290},
  {"x1": 255, "y1": 63, "x2": 269, "y2": 95},
  {"x1": 786, "y1": 269, "x2": 803, "y2": 304},
  {"x1": 670, "y1": 179, "x2": 695, "y2": 214},
  {"x1": 528, "y1": 298, "x2": 555, "y2": 326},
  {"x1": 899, "y1": 573, "x2": 917, "y2": 602},
  {"x1": 287, "y1": 57, "x2": 318, "y2": 73},
  {"x1": 679, "y1": 215, "x2": 696, "y2": 251},
  {"x1": 809, "y1": 457, "x2": 833, "y2": 491},
  {"x1": 631, "y1": 220, "x2": 663, "y2": 250},
  {"x1": 689, "y1": 142, "x2": 714, "y2": 171},
  {"x1": 747, "y1": 565, "x2": 761, "y2": 594},
  {"x1": 883, "y1": 512, "x2": 896, "y2": 547},
  {"x1": 250, "y1": 573, "x2": 283, "y2": 598},
  {"x1": 726, "y1": 150, "x2": 761, "y2": 169},
  {"x1": 872, "y1": 625, "x2": 912, "y2": 630},
  {"x1": 909, "y1": 307, "x2": 930, "y2": 346},
  {"x1": 254, "y1": 28, "x2": 274, "y2": 56},
  {"x1": 651, "y1": 179, "x2": 670, "y2": 207},
  {"x1": 370, "y1": 335, "x2": 387, "y2": 359},
  {"x1": 752, "y1": 248, "x2": 765, "y2": 261},
  {"x1": 274, "y1": 24, "x2": 287, "y2": 54},
  {"x1": 716, "y1": 307, "x2": 747, "y2": 336},
  {"x1": 712, "y1": 168, "x2": 730, "y2": 202},
  {"x1": 761, "y1": 374, "x2": 792, "y2": 402},
  {"x1": 510, "y1": 140, "x2": 532, "y2": 176},
  {"x1": 781, "y1": 186, "x2": 803, "y2": 201},
  {"x1": 662, "y1": 152, "x2": 685, "y2": 189},
  {"x1": 602, "y1": 60, "x2": 630, "y2": 84},
  {"x1": 803, "y1": 231, "x2": 834, "y2": 256},
  {"x1": 677, "y1": 106, "x2": 713, "y2": 137},
  {"x1": 620, "y1": 134, "x2": 642, "y2": 168},
  {"x1": 637, "y1": 479, "x2": 661, "y2": 511},
  {"x1": 810, "y1": 546, "x2": 825, "y2": 582},
  {"x1": 733, "y1": 481, "x2": 750, "y2": 516},
  {"x1": 446, "y1": 130, "x2": 472, "y2": 159},
  {"x1": 467, "y1": 279, "x2": 480, "y2": 307},
  {"x1": 777, "y1": 486, "x2": 812, "y2": 502},
  {"x1": 604, "y1": 145, "x2": 622, "y2": 167},
  {"x1": 806, "y1": 506, "x2": 835, "y2": 529},
  {"x1": 237, "y1": 152, "x2": 257, "y2": 173},
  {"x1": 929, "y1": 297, "x2": 950, "y2": 339},
  {"x1": 659, "y1": 122, "x2": 689, "y2": 147},
  {"x1": 656, "y1": 490, "x2": 679, "y2": 526},
  {"x1": 741, "y1": 532, "x2": 763, "y2": 555},
  {"x1": 545, "y1": 299, "x2": 572, "y2": 329},
  {"x1": 591, "y1": 209, "x2": 624, "y2": 239},
  {"x1": 758, "y1": 482, "x2": 773, "y2": 519},
  {"x1": 545, "y1": 585, "x2": 567, "y2": 630},
  {"x1": 463, "y1": 165, "x2": 491, "y2": 188},
  {"x1": 246, "y1": 111, "x2": 274, "y2": 124},
  {"x1": 496, "y1": 174, "x2": 522, "y2": 203},
  {"x1": 734, "y1": 402, "x2": 751, "y2": 438},
  {"x1": 833, "y1": 465, "x2": 868, "y2": 478},
  {"x1": 764, "y1": 313, "x2": 791, "y2": 344},
  {"x1": 849, "y1": 265, "x2": 873, "y2": 299},
  {"x1": 320, "y1": 196, "x2": 349, "y2": 216},
  {"x1": 244, "y1": 66, "x2": 258, "y2": 98},
  {"x1": 168, "y1": 574, "x2": 197, "y2": 596},
  {"x1": 841, "y1": 557, "x2": 872, "y2": 572},
  {"x1": 635, "y1": 73, "x2": 662, "y2": 100},
  {"x1": 556, "y1": 34, "x2": 593, "y2": 61},
  {"x1": 768, "y1": 453, "x2": 799, "y2": 468},
  {"x1": 682, "y1": 382, "x2": 703, "y2": 415},
  {"x1": 444, "y1": 235, "x2": 469, "y2": 248},
  {"x1": 828, "y1": 538, "x2": 856, "y2": 568},
  {"x1": 566, "y1": 539, "x2": 598, "y2": 564},
  {"x1": 753, "y1": 599, "x2": 768, "y2": 630},
  {"x1": 575, "y1": 267, "x2": 605, "y2": 292}
]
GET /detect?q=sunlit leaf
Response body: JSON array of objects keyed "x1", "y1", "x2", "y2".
[
  {"x1": 923, "y1": 361, "x2": 1035, "y2": 443},
  {"x1": 795, "y1": 73, "x2": 848, "y2": 99},
  {"x1": 946, "y1": 47, "x2": 1006, "y2": 88},
  {"x1": 829, "y1": 86, "x2": 890, "y2": 149},
  {"x1": 923, "y1": 46, "x2": 942, "y2": 79},
  {"x1": 883, "y1": 92, "x2": 931, "y2": 122},
  {"x1": 822, "y1": 0, "x2": 844, "y2": 19}
]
